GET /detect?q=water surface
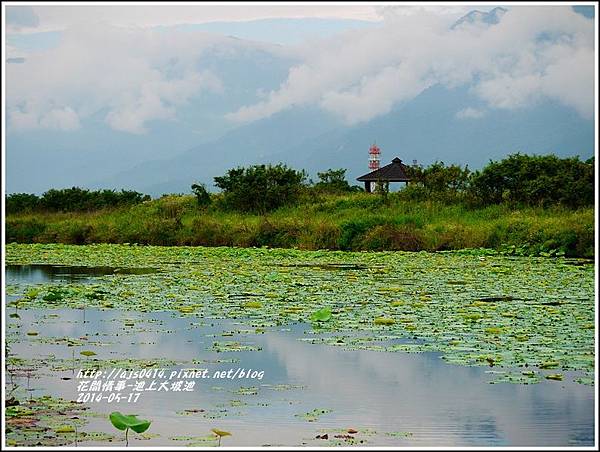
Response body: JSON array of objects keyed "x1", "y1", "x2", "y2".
[{"x1": 6, "y1": 305, "x2": 594, "y2": 446}]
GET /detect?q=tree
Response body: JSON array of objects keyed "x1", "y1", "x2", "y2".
[
  {"x1": 402, "y1": 161, "x2": 470, "y2": 202},
  {"x1": 214, "y1": 164, "x2": 307, "y2": 213},
  {"x1": 5, "y1": 193, "x2": 40, "y2": 213},
  {"x1": 191, "y1": 183, "x2": 212, "y2": 207},
  {"x1": 5, "y1": 187, "x2": 150, "y2": 213},
  {"x1": 469, "y1": 153, "x2": 594, "y2": 207},
  {"x1": 314, "y1": 168, "x2": 355, "y2": 193}
]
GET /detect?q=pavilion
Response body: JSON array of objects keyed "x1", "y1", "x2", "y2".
[{"x1": 356, "y1": 157, "x2": 411, "y2": 193}]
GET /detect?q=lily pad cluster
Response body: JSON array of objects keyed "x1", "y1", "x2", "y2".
[{"x1": 5, "y1": 243, "x2": 595, "y2": 384}]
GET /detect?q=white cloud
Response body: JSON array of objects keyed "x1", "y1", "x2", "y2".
[
  {"x1": 39, "y1": 106, "x2": 81, "y2": 130},
  {"x1": 228, "y1": 6, "x2": 595, "y2": 124},
  {"x1": 6, "y1": 5, "x2": 594, "y2": 135},
  {"x1": 10, "y1": 4, "x2": 383, "y2": 33},
  {"x1": 6, "y1": 24, "x2": 231, "y2": 133},
  {"x1": 455, "y1": 107, "x2": 485, "y2": 119},
  {"x1": 9, "y1": 100, "x2": 81, "y2": 131},
  {"x1": 320, "y1": 64, "x2": 433, "y2": 124},
  {"x1": 105, "y1": 70, "x2": 222, "y2": 134}
]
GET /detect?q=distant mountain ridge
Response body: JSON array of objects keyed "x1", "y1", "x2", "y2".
[
  {"x1": 94, "y1": 84, "x2": 594, "y2": 196},
  {"x1": 5, "y1": 8, "x2": 595, "y2": 196},
  {"x1": 451, "y1": 7, "x2": 508, "y2": 29}
]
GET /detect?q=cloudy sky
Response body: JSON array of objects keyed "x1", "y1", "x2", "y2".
[{"x1": 4, "y1": 3, "x2": 596, "y2": 135}]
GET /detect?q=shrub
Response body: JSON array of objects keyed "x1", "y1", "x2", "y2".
[
  {"x1": 155, "y1": 195, "x2": 189, "y2": 220},
  {"x1": 469, "y1": 153, "x2": 594, "y2": 207},
  {"x1": 313, "y1": 169, "x2": 361, "y2": 193},
  {"x1": 298, "y1": 222, "x2": 341, "y2": 250},
  {"x1": 191, "y1": 183, "x2": 212, "y2": 207},
  {"x1": 250, "y1": 219, "x2": 301, "y2": 248},
  {"x1": 6, "y1": 218, "x2": 46, "y2": 242},
  {"x1": 214, "y1": 164, "x2": 307, "y2": 213},
  {"x1": 338, "y1": 217, "x2": 389, "y2": 250},
  {"x1": 359, "y1": 224, "x2": 425, "y2": 251},
  {"x1": 189, "y1": 217, "x2": 231, "y2": 247},
  {"x1": 57, "y1": 221, "x2": 94, "y2": 245},
  {"x1": 142, "y1": 218, "x2": 181, "y2": 246},
  {"x1": 5, "y1": 193, "x2": 40, "y2": 213},
  {"x1": 6, "y1": 187, "x2": 150, "y2": 213},
  {"x1": 402, "y1": 161, "x2": 471, "y2": 202}
]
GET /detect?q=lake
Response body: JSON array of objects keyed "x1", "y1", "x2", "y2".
[{"x1": 4, "y1": 244, "x2": 595, "y2": 446}]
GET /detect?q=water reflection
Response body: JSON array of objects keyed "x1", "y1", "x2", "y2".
[
  {"x1": 6, "y1": 308, "x2": 594, "y2": 446},
  {"x1": 5, "y1": 264, "x2": 157, "y2": 284}
]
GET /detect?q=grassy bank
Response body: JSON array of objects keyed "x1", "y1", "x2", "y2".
[{"x1": 5, "y1": 192, "x2": 595, "y2": 257}]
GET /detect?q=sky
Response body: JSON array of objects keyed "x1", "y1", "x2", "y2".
[{"x1": 4, "y1": 2, "x2": 597, "y2": 135}]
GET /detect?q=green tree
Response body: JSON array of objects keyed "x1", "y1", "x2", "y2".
[
  {"x1": 5, "y1": 193, "x2": 40, "y2": 213},
  {"x1": 214, "y1": 164, "x2": 307, "y2": 213},
  {"x1": 6, "y1": 187, "x2": 151, "y2": 213},
  {"x1": 469, "y1": 153, "x2": 594, "y2": 207},
  {"x1": 314, "y1": 168, "x2": 356, "y2": 193},
  {"x1": 403, "y1": 161, "x2": 471, "y2": 202},
  {"x1": 191, "y1": 183, "x2": 212, "y2": 207}
]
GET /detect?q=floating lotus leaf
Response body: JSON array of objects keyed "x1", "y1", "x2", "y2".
[
  {"x1": 310, "y1": 307, "x2": 332, "y2": 322},
  {"x1": 109, "y1": 412, "x2": 151, "y2": 434}
]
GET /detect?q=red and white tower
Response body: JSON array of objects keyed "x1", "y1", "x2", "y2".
[{"x1": 368, "y1": 143, "x2": 381, "y2": 170}]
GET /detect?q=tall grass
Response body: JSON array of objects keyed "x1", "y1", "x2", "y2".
[{"x1": 5, "y1": 193, "x2": 595, "y2": 257}]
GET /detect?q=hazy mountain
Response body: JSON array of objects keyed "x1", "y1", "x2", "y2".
[
  {"x1": 92, "y1": 84, "x2": 594, "y2": 195},
  {"x1": 92, "y1": 106, "x2": 343, "y2": 195},
  {"x1": 451, "y1": 7, "x2": 507, "y2": 29},
  {"x1": 5, "y1": 40, "x2": 298, "y2": 194},
  {"x1": 278, "y1": 85, "x2": 594, "y2": 183},
  {"x1": 5, "y1": 9, "x2": 595, "y2": 196}
]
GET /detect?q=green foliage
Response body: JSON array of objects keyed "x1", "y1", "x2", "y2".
[
  {"x1": 6, "y1": 188, "x2": 150, "y2": 214},
  {"x1": 214, "y1": 164, "x2": 307, "y2": 213},
  {"x1": 5, "y1": 218, "x2": 47, "y2": 242},
  {"x1": 109, "y1": 412, "x2": 151, "y2": 446},
  {"x1": 5, "y1": 194, "x2": 594, "y2": 257},
  {"x1": 402, "y1": 154, "x2": 594, "y2": 208},
  {"x1": 109, "y1": 412, "x2": 151, "y2": 433},
  {"x1": 313, "y1": 168, "x2": 359, "y2": 193},
  {"x1": 374, "y1": 179, "x2": 390, "y2": 204},
  {"x1": 191, "y1": 183, "x2": 212, "y2": 207},
  {"x1": 469, "y1": 153, "x2": 594, "y2": 207},
  {"x1": 403, "y1": 161, "x2": 471, "y2": 202},
  {"x1": 338, "y1": 217, "x2": 390, "y2": 251},
  {"x1": 310, "y1": 307, "x2": 332, "y2": 322},
  {"x1": 5, "y1": 193, "x2": 40, "y2": 213},
  {"x1": 359, "y1": 224, "x2": 425, "y2": 251},
  {"x1": 4, "y1": 153, "x2": 595, "y2": 257}
]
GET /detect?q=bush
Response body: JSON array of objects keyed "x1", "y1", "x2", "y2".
[
  {"x1": 214, "y1": 164, "x2": 307, "y2": 213},
  {"x1": 402, "y1": 161, "x2": 470, "y2": 202},
  {"x1": 359, "y1": 224, "x2": 425, "y2": 251},
  {"x1": 298, "y1": 221, "x2": 341, "y2": 250},
  {"x1": 469, "y1": 153, "x2": 594, "y2": 207},
  {"x1": 5, "y1": 193, "x2": 40, "y2": 213},
  {"x1": 6, "y1": 187, "x2": 150, "y2": 213},
  {"x1": 6, "y1": 218, "x2": 47, "y2": 242},
  {"x1": 154, "y1": 195, "x2": 189, "y2": 220},
  {"x1": 191, "y1": 183, "x2": 212, "y2": 207},
  {"x1": 338, "y1": 217, "x2": 390, "y2": 250},
  {"x1": 142, "y1": 218, "x2": 181, "y2": 246},
  {"x1": 313, "y1": 169, "x2": 361, "y2": 193},
  {"x1": 249, "y1": 219, "x2": 301, "y2": 248}
]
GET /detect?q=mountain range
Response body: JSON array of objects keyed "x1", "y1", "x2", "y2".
[{"x1": 6, "y1": 8, "x2": 595, "y2": 196}]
